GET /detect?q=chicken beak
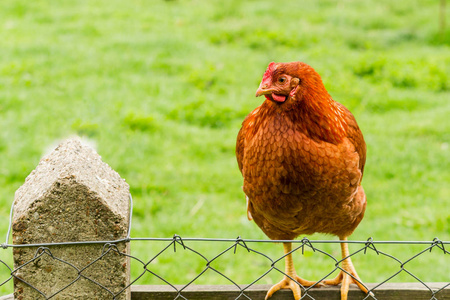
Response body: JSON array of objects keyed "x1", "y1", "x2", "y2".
[{"x1": 255, "y1": 84, "x2": 272, "y2": 97}]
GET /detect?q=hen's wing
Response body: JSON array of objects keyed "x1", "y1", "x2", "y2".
[
  {"x1": 236, "y1": 106, "x2": 260, "y2": 174},
  {"x1": 339, "y1": 103, "x2": 366, "y2": 177},
  {"x1": 236, "y1": 123, "x2": 246, "y2": 174}
]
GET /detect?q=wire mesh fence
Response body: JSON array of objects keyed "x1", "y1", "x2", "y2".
[
  {"x1": 1, "y1": 194, "x2": 449, "y2": 299},
  {"x1": 0, "y1": 236, "x2": 449, "y2": 300}
]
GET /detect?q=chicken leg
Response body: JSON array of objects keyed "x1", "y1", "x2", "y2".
[
  {"x1": 323, "y1": 237, "x2": 369, "y2": 300},
  {"x1": 265, "y1": 242, "x2": 320, "y2": 300}
]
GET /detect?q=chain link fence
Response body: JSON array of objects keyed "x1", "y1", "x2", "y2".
[{"x1": 0, "y1": 235, "x2": 449, "y2": 299}]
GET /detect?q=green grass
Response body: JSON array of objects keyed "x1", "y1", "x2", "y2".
[{"x1": 1, "y1": 0, "x2": 449, "y2": 295}]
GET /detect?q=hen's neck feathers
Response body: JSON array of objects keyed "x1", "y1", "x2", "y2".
[{"x1": 296, "y1": 86, "x2": 348, "y2": 144}]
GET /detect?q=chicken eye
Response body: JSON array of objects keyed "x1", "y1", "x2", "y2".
[{"x1": 278, "y1": 77, "x2": 286, "y2": 83}]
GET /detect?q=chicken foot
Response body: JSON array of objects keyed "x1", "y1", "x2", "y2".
[
  {"x1": 322, "y1": 237, "x2": 369, "y2": 300},
  {"x1": 265, "y1": 242, "x2": 322, "y2": 300}
]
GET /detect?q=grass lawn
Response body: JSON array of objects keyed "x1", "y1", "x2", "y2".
[{"x1": 0, "y1": 0, "x2": 449, "y2": 296}]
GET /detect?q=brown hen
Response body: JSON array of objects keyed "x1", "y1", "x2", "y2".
[{"x1": 236, "y1": 62, "x2": 368, "y2": 300}]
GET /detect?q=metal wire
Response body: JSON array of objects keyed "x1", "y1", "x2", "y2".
[
  {"x1": 2, "y1": 236, "x2": 449, "y2": 300},
  {"x1": 0, "y1": 196, "x2": 448, "y2": 299}
]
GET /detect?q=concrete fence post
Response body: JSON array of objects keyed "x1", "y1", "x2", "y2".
[{"x1": 12, "y1": 138, "x2": 131, "y2": 299}]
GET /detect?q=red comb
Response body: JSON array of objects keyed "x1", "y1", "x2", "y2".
[{"x1": 261, "y1": 62, "x2": 276, "y2": 85}]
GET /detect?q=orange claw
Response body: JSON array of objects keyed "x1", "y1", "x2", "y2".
[{"x1": 265, "y1": 275, "x2": 320, "y2": 300}]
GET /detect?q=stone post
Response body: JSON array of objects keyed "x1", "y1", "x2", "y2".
[{"x1": 12, "y1": 138, "x2": 131, "y2": 299}]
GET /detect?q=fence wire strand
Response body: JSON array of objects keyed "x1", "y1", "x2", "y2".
[{"x1": 1, "y1": 195, "x2": 449, "y2": 299}]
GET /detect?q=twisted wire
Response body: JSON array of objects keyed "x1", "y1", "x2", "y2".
[{"x1": 0, "y1": 236, "x2": 448, "y2": 299}]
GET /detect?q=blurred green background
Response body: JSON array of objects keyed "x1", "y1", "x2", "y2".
[{"x1": 1, "y1": 0, "x2": 449, "y2": 296}]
